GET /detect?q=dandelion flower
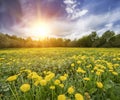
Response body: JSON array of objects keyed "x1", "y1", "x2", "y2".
[
  {"x1": 40, "y1": 79, "x2": 47, "y2": 86},
  {"x1": 54, "y1": 79, "x2": 60, "y2": 85},
  {"x1": 77, "y1": 61, "x2": 81, "y2": 64},
  {"x1": 112, "y1": 71, "x2": 118, "y2": 76},
  {"x1": 50, "y1": 85, "x2": 55, "y2": 90},
  {"x1": 96, "y1": 82, "x2": 103, "y2": 88},
  {"x1": 58, "y1": 94, "x2": 66, "y2": 100},
  {"x1": 6, "y1": 75, "x2": 18, "y2": 82},
  {"x1": 75, "y1": 93, "x2": 84, "y2": 100},
  {"x1": 45, "y1": 73, "x2": 55, "y2": 81},
  {"x1": 83, "y1": 77, "x2": 90, "y2": 81},
  {"x1": 59, "y1": 84, "x2": 64, "y2": 88},
  {"x1": 71, "y1": 63, "x2": 75, "y2": 67},
  {"x1": 60, "y1": 76, "x2": 67, "y2": 81},
  {"x1": 96, "y1": 71, "x2": 101, "y2": 76},
  {"x1": 20, "y1": 84, "x2": 30, "y2": 92},
  {"x1": 68, "y1": 86, "x2": 74, "y2": 94}
]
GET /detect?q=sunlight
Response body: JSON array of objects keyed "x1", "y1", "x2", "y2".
[{"x1": 30, "y1": 21, "x2": 51, "y2": 38}]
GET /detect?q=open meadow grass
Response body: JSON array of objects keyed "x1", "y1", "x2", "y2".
[{"x1": 0, "y1": 48, "x2": 120, "y2": 100}]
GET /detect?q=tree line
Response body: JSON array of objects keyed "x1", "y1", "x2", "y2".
[{"x1": 0, "y1": 30, "x2": 120, "y2": 48}]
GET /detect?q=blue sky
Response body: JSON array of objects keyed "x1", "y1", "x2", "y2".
[{"x1": 0, "y1": 0, "x2": 120, "y2": 39}]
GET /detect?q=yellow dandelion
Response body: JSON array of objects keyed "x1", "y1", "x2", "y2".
[
  {"x1": 54, "y1": 79, "x2": 60, "y2": 85},
  {"x1": 76, "y1": 67, "x2": 86, "y2": 74},
  {"x1": 86, "y1": 65, "x2": 91, "y2": 68},
  {"x1": 91, "y1": 70, "x2": 94, "y2": 73},
  {"x1": 77, "y1": 61, "x2": 81, "y2": 64},
  {"x1": 34, "y1": 80, "x2": 41, "y2": 86},
  {"x1": 75, "y1": 93, "x2": 84, "y2": 100},
  {"x1": 59, "y1": 76, "x2": 67, "y2": 81},
  {"x1": 83, "y1": 77, "x2": 90, "y2": 81},
  {"x1": 20, "y1": 84, "x2": 30, "y2": 92},
  {"x1": 71, "y1": 63, "x2": 75, "y2": 67},
  {"x1": 96, "y1": 82, "x2": 103, "y2": 88},
  {"x1": 50, "y1": 86, "x2": 55, "y2": 90},
  {"x1": 109, "y1": 69, "x2": 113, "y2": 72},
  {"x1": 45, "y1": 73, "x2": 55, "y2": 82},
  {"x1": 96, "y1": 71, "x2": 101, "y2": 76},
  {"x1": 112, "y1": 71, "x2": 118, "y2": 76},
  {"x1": 27, "y1": 72, "x2": 40, "y2": 80},
  {"x1": 40, "y1": 80, "x2": 47, "y2": 86},
  {"x1": 59, "y1": 84, "x2": 64, "y2": 88},
  {"x1": 58, "y1": 94, "x2": 66, "y2": 100},
  {"x1": 6, "y1": 75, "x2": 18, "y2": 82},
  {"x1": 64, "y1": 74, "x2": 68, "y2": 77},
  {"x1": 68, "y1": 86, "x2": 75, "y2": 94}
]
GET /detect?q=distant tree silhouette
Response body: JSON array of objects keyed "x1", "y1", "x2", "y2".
[{"x1": 0, "y1": 30, "x2": 120, "y2": 48}]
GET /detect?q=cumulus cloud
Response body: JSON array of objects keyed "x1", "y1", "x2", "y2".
[
  {"x1": 63, "y1": 0, "x2": 88, "y2": 20},
  {"x1": 71, "y1": 9, "x2": 88, "y2": 20},
  {"x1": 50, "y1": 7, "x2": 120, "y2": 39}
]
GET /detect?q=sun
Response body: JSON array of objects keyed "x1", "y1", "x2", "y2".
[{"x1": 30, "y1": 21, "x2": 51, "y2": 38}]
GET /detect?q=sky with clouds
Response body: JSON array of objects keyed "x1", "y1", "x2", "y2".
[{"x1": 0, "y1": 0, "x2": 120, "y2": 39}]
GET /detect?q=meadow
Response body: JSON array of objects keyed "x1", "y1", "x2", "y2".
[{"x1": 0, "y1": 48, "x2": 120, "y2": 100}]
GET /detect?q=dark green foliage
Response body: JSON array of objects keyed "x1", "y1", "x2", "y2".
[{"x1": 0, "y1": 30, "x2": 120, "y2": 48}]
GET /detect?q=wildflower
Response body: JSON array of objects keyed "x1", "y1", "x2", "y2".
[
  {"x1": 112, "y1": 71, "x2": 118, "y2": 76},
  {"x1": 109, "y1": 69, "x2": 113, "y2": 72},
  {"x1": 47, "y1": 71, "x2": 52, "y2": 74},
  {"x1": 45, "y1": 73, "x2": 55, "y2": 81},
  {"x1": 96, "y1": 71, "x2": 101, "y2": 76},
  {"x1": 58, "y1": 94, "x2": 66, "y2": 100},
  {"x1": 59, "y1": 84, "x2": 64, "y2": 88},
  {"x1": 71, "y1": 63, "x2": 75, "y2": 67},
  {"x1": 34, "y1": 77, "x2": 43, "y2": 86},
  {"x1": 64, "y1": 74, "x2": 68, "y2": 77},
  {"x1": 60, "y1": 76, "x2": 67, "y2": 81},
  {"x1": 77, "y1": 61, "x2": 81, "y2": 64},
  {"x1": 50, "y1": 86, "x2": 55, "y2": 90},
  {"x1": 43, "y1": 71, "x2": 47, "y2": 74},
  {"x1": 83, "y1": 77, "x2": 90, "y2": 81},
  {"x1": 6, "y1": 75, "x2": 18, "y2": 82},
  {"x1": 27, "y1": 72, "x2": 40, "y2": 80},
  {"x1": 54, "y1": 79, "x2": 60, "y2": 85},
  {"x1": 114, "y1": 64, "x2": 119, "y2": 68},
  {"x1": 24, "y1": 69, "x2": 31, "y2": 74},
  {"x1": 40, "y1": 79, "x2": 47, "y2": 86},
  {"x1": 96, "y1": 82, "x2": 103, "y2": 88},
  {"x1": 107, "y1": 63, "x2": 113, "y2": 70},
  {"x1": 97, "y1": 69, "x2": 104, "y2": 73},
  {"x1": 34, "y1": 80, "x2": 40, "y2": 86},
  {"x1": 76, "y1": 67, "x2": 86, "y2": 74},
  {"x1": 75, "y1": 93, "x2": 84, "y2": 100},
  {"x1": 68, "y1": 86, "x2": 74, "y2": 94},
  {"x1": 86, "y1": 65, "x2": 91, "y2": 68},
  {"x1": 20, "y1": 84, "x2": 30, "y2": 92}
]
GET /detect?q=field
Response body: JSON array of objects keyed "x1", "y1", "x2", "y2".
[{"x1": 0, "y1": 48, "x2": 120, "y2": 100}]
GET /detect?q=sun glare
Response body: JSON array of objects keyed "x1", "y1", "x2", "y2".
[{"x1": 30, "y1": 21, "x2": 51, "y2": 39}]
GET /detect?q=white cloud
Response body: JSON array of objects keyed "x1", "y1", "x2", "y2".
[
  {"x1": 64, "y1": 0, "x2": 76, "y2": 5},
  {"x1": 49, "y1": 7, "x2": 120, "y2": 39},
  {"x1": 73, "y1": 9, "x2": 120, "y2": 37},
  {"x1": 71, "y1": 9, "x2": 88, "y2": 20},
  {"x1": 105, "y1": 23, "x2": 113, "y2": 28},
  {"x1": 65, "y1": 7, "x2": 74, "y2": 13},
  {"x1": 63, "y1": 0, "x2": 88, "y2": 20}
]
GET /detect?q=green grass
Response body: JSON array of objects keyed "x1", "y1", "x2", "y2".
[{"x1": 0, "y1": 48, "x2": 120, "y2": 100}]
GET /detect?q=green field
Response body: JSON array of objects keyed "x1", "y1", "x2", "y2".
[{"x1": 0, "y1": 48, "x2": 120, "y2": 100}]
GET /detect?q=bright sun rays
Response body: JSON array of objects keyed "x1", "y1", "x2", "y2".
[{"x1": 29, "y1": 21, "x2": 51, "y2": 39}]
